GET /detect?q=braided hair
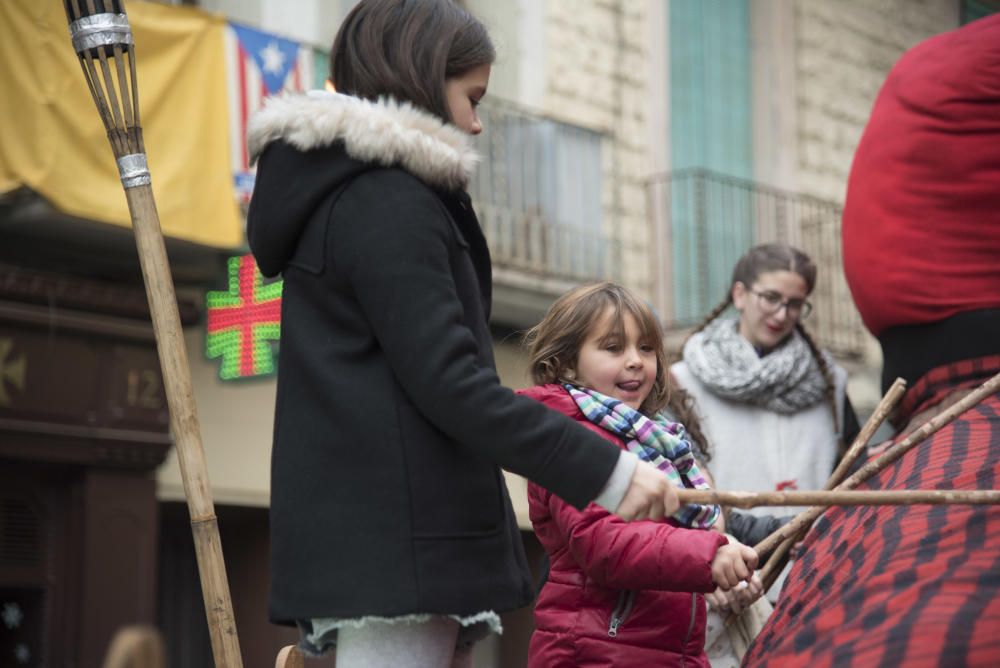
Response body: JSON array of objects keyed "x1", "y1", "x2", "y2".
[
  {"x1": 795, "y1": 321, "x2": 841, "y2": 438},
  {"x1": 680, "y1": 243, "x2": 841, "y2": 447},
  {"x1": 684, "y1": 296, "x2": 734, "y2": 346}
]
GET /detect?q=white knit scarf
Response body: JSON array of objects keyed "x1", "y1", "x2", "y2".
[{"x1": 682, "y1": 318, "x2": 829, "y2": 414}]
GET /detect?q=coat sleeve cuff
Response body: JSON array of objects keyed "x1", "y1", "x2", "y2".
[{"x1": 591, "y1": 450, "x2": 638, "y2": 513}]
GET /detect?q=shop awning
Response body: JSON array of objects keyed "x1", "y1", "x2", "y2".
[{"x1": 0, "y1": 0, "x2": 243, "y2": 248}]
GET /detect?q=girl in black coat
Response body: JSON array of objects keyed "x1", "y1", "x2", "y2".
[{"x1": 246, "y1": 1, "x2": 679, "y2": 665}]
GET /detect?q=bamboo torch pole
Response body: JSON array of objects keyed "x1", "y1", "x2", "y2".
[{"x1": 63, "y1": 2, "x2": 243, "y2": 666}]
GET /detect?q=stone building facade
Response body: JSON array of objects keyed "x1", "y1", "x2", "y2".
[
  {"x1": 543, "y1": 0, "x2": 655, "y2": 298},
  {"x1": 468, "y1": 0, "x2": 658, "y2": 303},
  {"x1": 3, "y1": 1, "x2": 970, "y2": 665},
  {"x1": 794, "y1": 0, "x2": 960, "y2": 203},
  {"x1": 789, "y1": 0, "x2": 960, "y2": 407}
]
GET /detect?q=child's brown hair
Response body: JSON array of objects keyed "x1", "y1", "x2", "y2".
[
  {"x1": 330, "y1": 0, "x2": 495, "y2": 126},
  {"x1": 524, "y1": 282, "x2": 669, "y2": 415}
]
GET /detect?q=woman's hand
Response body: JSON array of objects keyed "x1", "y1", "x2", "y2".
[{"x1": 615, "y1": 460, "x2": 681, "y2": 521}]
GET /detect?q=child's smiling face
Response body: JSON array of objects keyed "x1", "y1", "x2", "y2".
[{"x1": 572, "y1": 307, "x2": 657, "y2": 410}]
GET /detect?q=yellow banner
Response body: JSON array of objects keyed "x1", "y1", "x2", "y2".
[{"x1": 0, "y1": 0, "x2": 243, "y2": 248}]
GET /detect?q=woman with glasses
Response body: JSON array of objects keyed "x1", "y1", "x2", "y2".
[{"x1": 670, "y1": 244, "x2": 859, "y2": 599}]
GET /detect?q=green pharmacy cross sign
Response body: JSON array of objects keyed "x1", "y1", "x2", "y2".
[{"x1": 206, "y1": 255, "x2": 282, "y2": 380}]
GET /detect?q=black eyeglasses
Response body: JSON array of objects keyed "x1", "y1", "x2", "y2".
[{"x1": 749, "y1": 289, "x2": 813, "y2": 319}]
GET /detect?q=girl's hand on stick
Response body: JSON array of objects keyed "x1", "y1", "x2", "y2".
[
  {"x1": 705, "y1": 588, "x2": 730, "y2": 611},
  {"x1": 706, "y1": 574, "x2": 763, "y2": 614},
  {"x1": 712, "y1": 543, "x2": 759, "y2": 590},
  {"x1": 730, "y1": 574, "x2": 764, "y2": 613}
]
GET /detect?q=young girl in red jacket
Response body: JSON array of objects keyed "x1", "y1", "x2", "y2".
[{"x1": 519, "y1": 282, "x2": 760, "y2": 667}]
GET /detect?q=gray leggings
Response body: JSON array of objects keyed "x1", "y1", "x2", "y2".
[{"x1": 336, "y1": 616, "x2": 475, "y2": 668}]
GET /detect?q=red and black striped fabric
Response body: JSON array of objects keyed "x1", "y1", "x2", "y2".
[{"x1": 744, "y1": 356, "x2": 1000, "y2": 667}]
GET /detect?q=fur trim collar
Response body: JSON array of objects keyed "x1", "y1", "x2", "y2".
[{"x1": 247, "y1": 91, "x2": 479, "y2": 191}]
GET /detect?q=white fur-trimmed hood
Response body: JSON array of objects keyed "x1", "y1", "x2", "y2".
[{"x1": 247, "y1": 91, "x2": 479, "y2": 191}]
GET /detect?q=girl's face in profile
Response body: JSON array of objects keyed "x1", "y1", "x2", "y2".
[
  {"x1": 572, "y1": 307, "x2": 656, "y2": 410},
  {"x1": 732, "y1": 269, "x2": 809, "y2": 351},
  {"x1": 445, "y1": 63, "x2": 491, "y2": 135}
]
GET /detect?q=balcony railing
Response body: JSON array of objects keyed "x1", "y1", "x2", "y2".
[
  {"x1": 648, "y1": 168, "x2": 868, "y2": 357},
  {"x1": 469, "y1": 100, "x2": 622, "y2": 285}
]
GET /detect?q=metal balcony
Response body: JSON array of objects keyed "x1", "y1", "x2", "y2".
[
  {"x1": 469, "y1": 100, "x2": 621, "y2": 326},
  {"x1": 648, "y1": 168, "x2": 868, "y2": 358}
]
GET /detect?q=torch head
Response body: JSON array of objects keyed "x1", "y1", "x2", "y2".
[
  {"x1": 65, "y1": 0, "x2": 132, "y2": 60},
  {"x1": 63, "y1": 0, "x2": 146, "y2": 172}
]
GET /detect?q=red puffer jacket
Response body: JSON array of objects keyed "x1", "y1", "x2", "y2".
[{"x1": 519, "y1": 385, "x2": 729, "y2": 667}]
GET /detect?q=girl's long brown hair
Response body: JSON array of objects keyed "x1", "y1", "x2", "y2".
[
  {"x1": 330, "y1": 0, "x2": 495, "y2": 124},
  {"x1": 661, "y1": 378, "x2": 713, "y2": 463}
]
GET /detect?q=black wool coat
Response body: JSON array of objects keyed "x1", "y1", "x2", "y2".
[{"x1": 246, "y1": 92, "x2": 622, "y2": 624}]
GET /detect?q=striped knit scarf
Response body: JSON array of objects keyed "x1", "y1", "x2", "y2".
[{"x1": 567, "y1": 385, "x2": 721, "y2": 529}]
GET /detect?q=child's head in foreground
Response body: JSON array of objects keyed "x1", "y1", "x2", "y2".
[{"x1": 525, "y1": 282, "x2": 669, "y2": 415}]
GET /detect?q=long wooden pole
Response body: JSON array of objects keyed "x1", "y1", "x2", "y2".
[
  {"x1": 753, "y1": 377, "x2": 907, "y2": 594},
  {"x1": 753, "y1": 369, "x2": 1000, "y2": 559},
  {"x1": 125, "y1": 186, "x2": 243, "y2": 666},
  {"x1": 678, "y1": 488, "x2": 1000, "y2": 508},
  {"x1": 742, "y1": 372, "x2": 996, "y2": 617},
  {"x1": 825, "y1": 378, "x2": 908, "y2": 491},
  {"x1": 63, "y1": 2, "x2": 244, "y2": 665},
  {"x1": 720, "y1": 375, "x2": 988, "y2": 628}
]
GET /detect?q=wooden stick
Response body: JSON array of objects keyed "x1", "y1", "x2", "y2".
[
  {"x1": 679, "y1": 488, "x2": 1000, "y2": 508},
  {"x1": 754, "y1": 377, "x2": 907, "y2": 592},
  {"x1": 723, "y1": 376, "x2": 973, "y2": 628},
  {"x1": 825, "y1": 378, "x2": 908, "y2": 491},
  {"x1": 124, "y1": 185, "x2": 243, "y2": 667},
  {"x1": 753, "y1": 369, "x2": 1000, "y2": 558},
  {"x1": 275, "y1": 646, "x2": 304, "y2": 668},
  {"x1": 64, "y1": 3, "x2": 244, "y2": 666},
  {"x1": 757, "y1": 537, "x2": 793, "y2": 597}
]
